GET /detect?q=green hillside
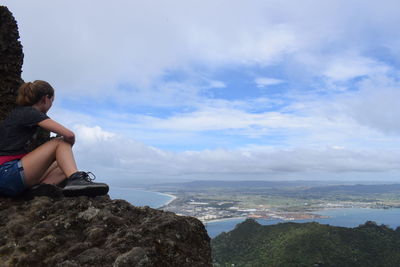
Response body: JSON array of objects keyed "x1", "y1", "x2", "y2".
[{"x1": 212, "y1": 219, "x2": 400, "y2": 267}]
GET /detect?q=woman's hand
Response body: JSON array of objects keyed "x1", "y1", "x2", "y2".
[
  {"x1": 39, "y1": 119, "x2": 76, "y2": 146},
  {"x1": 62, "y1": 134, "x2": 75, "y2": 146}
]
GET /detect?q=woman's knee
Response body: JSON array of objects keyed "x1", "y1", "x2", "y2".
[
  {"x1": 48, "y1": 138, "x2": 71, "y2": 148},
  {"x1": 32, "y1": 138, "x2": 71, "y2": 156}
]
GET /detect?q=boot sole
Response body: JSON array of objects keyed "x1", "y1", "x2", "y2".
[
  {"x1": 24, "y1": 184, "x2": 63, "y2": 200},
  {"x1": 63, "y1": 185, "x2": 109, "y2": 197}
]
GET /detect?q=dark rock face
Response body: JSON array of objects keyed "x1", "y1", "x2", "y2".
[
  {"x1": 0, "y1": 6, "x2": 23, "y2": 121},
  {"x1": 0, "y1": 196, "x2": 212, "y2": 266}
]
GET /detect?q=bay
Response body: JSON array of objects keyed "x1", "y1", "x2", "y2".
[
  {"x1": 108, "y1": 187, "x2": 175, "y2": 209},
  {"x1": 206, "y1": 208, "x2": 400, "y2": 238},
  {"x1": 107, "y1": 188, "x2": 400, "y2": 239}
]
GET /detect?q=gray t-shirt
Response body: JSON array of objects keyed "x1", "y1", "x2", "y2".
[{"x1": 0, "y1": 106, "x2": 49, "y2": 156}]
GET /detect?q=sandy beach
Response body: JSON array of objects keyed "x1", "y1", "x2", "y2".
[
  {"x1": 108, "y1": 187, "x2": 177, "y2": 208},
  {"x1": 156, "y1": 192, "x2": 177, "y2": 206}
]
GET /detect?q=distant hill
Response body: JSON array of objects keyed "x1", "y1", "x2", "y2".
[
  {"x1": 212, "y1": 219, "x2": 400, "y2": 267},
  {"x1": 152, "y1": 180, "x2": 400, "y2": 191},
  {"x1": 150, "y1": 180, "x2": 400, "y2": 199},
  {"x1": 154, "y1": 180, "x2": 338, "y2": 190},
  {"x1": 304, "y1": 184, "x2": 400, "y2": 194}
]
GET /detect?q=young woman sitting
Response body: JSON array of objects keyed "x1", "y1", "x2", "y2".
[{"x1": 0, "y1": 80, "x2": 109, "y2": 198}]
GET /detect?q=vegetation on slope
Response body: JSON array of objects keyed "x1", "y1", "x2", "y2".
[{"x1": 212, "y1": 219, "x2": 400, "y2": 267}]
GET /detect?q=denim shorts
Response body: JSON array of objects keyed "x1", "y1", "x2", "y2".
[{"x1": 0, "y1": 160, "x2": 26, "y2": 197}]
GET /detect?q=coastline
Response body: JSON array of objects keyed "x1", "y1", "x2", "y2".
[
  {"x1": 204, "y1": 216, "x2": 247, "y2": 224},
  {"x1": 155, "y1": 192, "x2": 177, "y2": 207},
  {"x1": 108, "y1": 187, "x2": 177, "y2": 208}
]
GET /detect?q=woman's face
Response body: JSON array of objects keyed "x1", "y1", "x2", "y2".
[{"x1": 43, "y1": 95, "x2": 54, "y2": 113}]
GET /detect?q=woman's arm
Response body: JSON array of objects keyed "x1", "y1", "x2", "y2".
[{"x1": 38, "y1": 119, "x2": 75, "y2": 145}]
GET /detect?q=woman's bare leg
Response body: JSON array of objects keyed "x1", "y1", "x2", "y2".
[
  {"x1": 21, "y1": 138, "x2": 78, "y2": 187},
  {"x1": 39, "y1": 162, "x2": 66, "y2": 185}
]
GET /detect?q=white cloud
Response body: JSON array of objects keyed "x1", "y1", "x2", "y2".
[
  {"x1": 208, "y1": 80, "x2": 226, "y2": 88},
  {"x1": 255, "y1": 77, "x2": 284, "y2": 88},
  {"x1": 2, "y1": 0, "x2": 398, "y2": 106},
  {"x1": 340, "y1": 76, "x2": 400, "y2": 135},
  {"x1": 74, "y1": 125, "x2": 115, "y2": 144},
  {"x1": 0, "y1": 2, "x2": 378, "y2": 92},
  {"x1": 69, "y1": 126, "x2": 400, "y2": 184},
  {"x1": 3, "y1": 1, "x2": 295, "y2": 96},
  {"x1": 323, "y1": 54, "x2": 390, "y2": 82},
  {"x1": 131, "y1": 107, "x2": 310, "y2": 132}
]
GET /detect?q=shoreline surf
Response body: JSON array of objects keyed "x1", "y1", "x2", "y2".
[{"x1": 108, "y1": 187, "x2": 177, "y2": 208}]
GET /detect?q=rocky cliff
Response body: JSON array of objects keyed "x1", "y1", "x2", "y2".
[
  {"x1": 0, "y1": 195, "x2": 211, "y2": 266},
  {"x1": 0, "y1": 5, "x2": 212, "y2": 267},
  {"x1": 0, "y1": 6, "x2": 23, "y2": 121}
]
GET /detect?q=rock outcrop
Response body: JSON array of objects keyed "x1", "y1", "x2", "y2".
[
  {"x1": 0, "y1": 6, "x2": 23, "y2": 121},
  {"x1": 0, "y1": 195, "x2": 212, "y2": 266}
]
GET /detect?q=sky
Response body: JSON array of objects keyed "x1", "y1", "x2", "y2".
[{"x1": 3, "y1": 0, "x2": 400, "y2": 185}]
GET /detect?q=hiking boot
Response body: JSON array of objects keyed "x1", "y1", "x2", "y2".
[
  {"x1": 62, "y1": 171, "x2": 109, "y2": 197},
  {"x1": 57, "y1": 178, "x2": 68, "y2": 188},
  {"x1": 24, "y1": 183, "x2": 64, "y2": 200}
]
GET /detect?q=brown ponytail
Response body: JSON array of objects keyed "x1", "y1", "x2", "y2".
[{"x1": 16, "y1": 80, "x2": 54, "y2": 106}]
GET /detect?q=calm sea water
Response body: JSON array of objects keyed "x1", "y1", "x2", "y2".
[
  {"x1": 108, "y1": 187, "x2": 174, "y2": 208},
  {"x1": 206, "y1": 208, "x2": 400, "y2": 238},
  {"x1": 108, "y1": 188, "x2": 400, "y2": 239}
]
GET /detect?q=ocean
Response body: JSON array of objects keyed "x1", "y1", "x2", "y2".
[
  {"x1": 108, "y1": 187, "x2": 175, "y2": 208},
  {"x1": 108, "y1": 187, "x2": 400, "y2": 238}
]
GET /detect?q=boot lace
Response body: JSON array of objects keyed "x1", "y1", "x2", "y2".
[{"x1": 81, "y1": 172, "x2": 96, "y2": 182}]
